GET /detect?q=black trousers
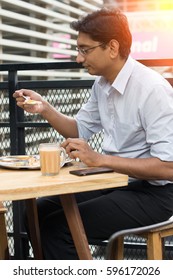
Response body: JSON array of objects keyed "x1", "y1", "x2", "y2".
[{"x1": 27, "y1": 180, "x2": 173, "y2": 260}]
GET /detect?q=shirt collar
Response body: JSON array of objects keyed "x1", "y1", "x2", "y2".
[{"x1": 99, "y1": 56, "x2": 135, "y2": 95}]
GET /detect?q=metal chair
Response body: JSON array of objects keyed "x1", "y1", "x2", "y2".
[
  {"x1": 106, "y1": 216, "x2": 173, "y2": 260},
  {"x1": 0, "y1": 201, "x2": 9, "y2": 259}
]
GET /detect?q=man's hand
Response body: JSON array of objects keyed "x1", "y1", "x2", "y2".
[
  {"x1": 13, "y1": 89, "x2": 44, "y2": 114},
  {"x1": 61, "y1": 138, "x2": 102, "y2": 167}
]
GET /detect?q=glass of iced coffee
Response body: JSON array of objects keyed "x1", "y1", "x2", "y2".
[{"x1": 39, "y1": 143, "x2": 66, "y2": 176}]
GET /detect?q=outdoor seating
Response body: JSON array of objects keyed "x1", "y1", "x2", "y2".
[
  {"x1": 0, "y1": 60, "x2": 173, "y2": 259},
  {"x1": 106, "y1": 216, "x2": 173, "y2": 260}
]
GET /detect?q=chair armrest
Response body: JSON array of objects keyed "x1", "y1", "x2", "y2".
[{"x1": 106, "y1": 216, "x2": 173, "y2": 259}]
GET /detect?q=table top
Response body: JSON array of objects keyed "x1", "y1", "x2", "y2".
[{"x1": 0, "y1": 162, "x2": 128, "y2": 201}]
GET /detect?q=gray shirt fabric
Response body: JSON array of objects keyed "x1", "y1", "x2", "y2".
[{"x1": 75, "y1": 56, "x2": 173, "y2": 185}]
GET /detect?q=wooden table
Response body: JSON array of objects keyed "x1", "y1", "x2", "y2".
[{"x1": 0, "y1": 162, "x2": 128, "y2": 260}]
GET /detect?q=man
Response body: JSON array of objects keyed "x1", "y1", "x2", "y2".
[{"x1": 13, "y1": 8, "x2": 173, "y2": 259}]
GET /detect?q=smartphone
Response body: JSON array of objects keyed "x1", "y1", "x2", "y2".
[{"x1": 69, "y1": 167, "x2": 114, "y2": 176}]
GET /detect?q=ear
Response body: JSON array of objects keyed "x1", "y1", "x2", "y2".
[{"x1": 108, "y1": 39, "x2": 119, "y2": 58}]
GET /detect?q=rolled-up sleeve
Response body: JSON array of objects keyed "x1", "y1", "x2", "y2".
[{"x1": 142, "y1": 84, "x2": 173, "y2": 161}]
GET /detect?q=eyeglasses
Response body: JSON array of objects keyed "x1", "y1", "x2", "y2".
[{"x1": 76, "y1": 43, "x2": 104, "y2": 56}]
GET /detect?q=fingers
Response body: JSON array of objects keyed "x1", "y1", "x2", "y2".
[
  {"x1": 62, "y1": 139, "x2": 79, "y2": 154},
  {"x1": 61, "y1": 138, "x2": 100, "y2": 166},
  {"x1": 13, "y1": 89, "x2": 25, "y2": 106},
  {"x1": 62, "y1": 138, "x2": 86, "y2": 150},
  {"x1": 13, "y1": 89, "x2": 43, "y2": 112},
  {"x1": 13, "y1": 89, "x2": 31, "y2": 98},
  {"x1": 61, "y1": 138, "x2": 89, "y2": 159},
  {"x1": 13, "y1": 89, "x2": 41, "y2": 101}
]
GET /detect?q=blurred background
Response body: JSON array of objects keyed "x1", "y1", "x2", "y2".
[{"x1": 0, "y1": 0, "x2": 173, "y2": 79}]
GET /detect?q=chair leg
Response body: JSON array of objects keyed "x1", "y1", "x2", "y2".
[
  {"x1": 109, "y1": 236, "x2": 124, "y2": 259},
  {"x1": 161, "y1": 238, "x2": 166, "y2": 259},
  {"x1": 0, "y1": 204, "x2": 9, "y2": 260},
  {"x1": 147, "y1": 232, "x2": 162, "y2": 260}
]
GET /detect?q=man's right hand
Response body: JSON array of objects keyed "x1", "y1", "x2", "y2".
[{"x1": 13, "y1": 89, "x2": 44, "y2": 114}]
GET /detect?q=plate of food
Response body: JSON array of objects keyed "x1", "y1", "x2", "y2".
[
  {"x1": 0, "y1": 155, "x2": 73, "y2": 170},
  {"x1": 0, "y1": 155, "x2": 40, "y2": 169}
]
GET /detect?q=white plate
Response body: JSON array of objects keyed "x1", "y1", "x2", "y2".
[
  {"x1": 0, "y1": 155, "x2": 40, "y2": 169},
  {"x1": 0, "y1": 155, "x2": 73, "y2": 170}
]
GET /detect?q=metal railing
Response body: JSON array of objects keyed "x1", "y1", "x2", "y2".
[{"x1": 0, "y1": 60, "x2": 173, "y2": 259}]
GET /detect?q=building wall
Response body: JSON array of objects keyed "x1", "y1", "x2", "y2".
[
  {"x1": 0, "y1": 0, "x2": 102, "y2": 79},
  {"x1": 1, "y1": 0, "x2": 173, "y2": 79}
]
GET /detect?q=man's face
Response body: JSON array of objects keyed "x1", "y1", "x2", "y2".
[{"x1": 76, "y1": 32, "x2": 111, "y2": 76}]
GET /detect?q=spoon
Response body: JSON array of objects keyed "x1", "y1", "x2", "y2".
[
  {"x1": 22, "y1": 95, "x2": 42, "y2": 105},
  {"x1": 22, "y1": 95, "x2": 30, "y2": 100}
]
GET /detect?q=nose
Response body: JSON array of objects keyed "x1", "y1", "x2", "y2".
[{"x1": 76, "y1": 53, "x2": 85, "y2": 64}]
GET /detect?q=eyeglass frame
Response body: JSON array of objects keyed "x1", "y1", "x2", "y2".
[{"x1": 76, "y1": 43, "x2": 105, "y2": 56}]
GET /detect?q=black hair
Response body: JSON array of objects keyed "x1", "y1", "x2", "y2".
[{"x1": 70, "y1": 8, "x2": 132, "y2": 58}]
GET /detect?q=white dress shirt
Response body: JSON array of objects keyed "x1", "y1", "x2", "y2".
[{"x1": 75, "y1": 56, "x2": 173, "y2": 185}]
